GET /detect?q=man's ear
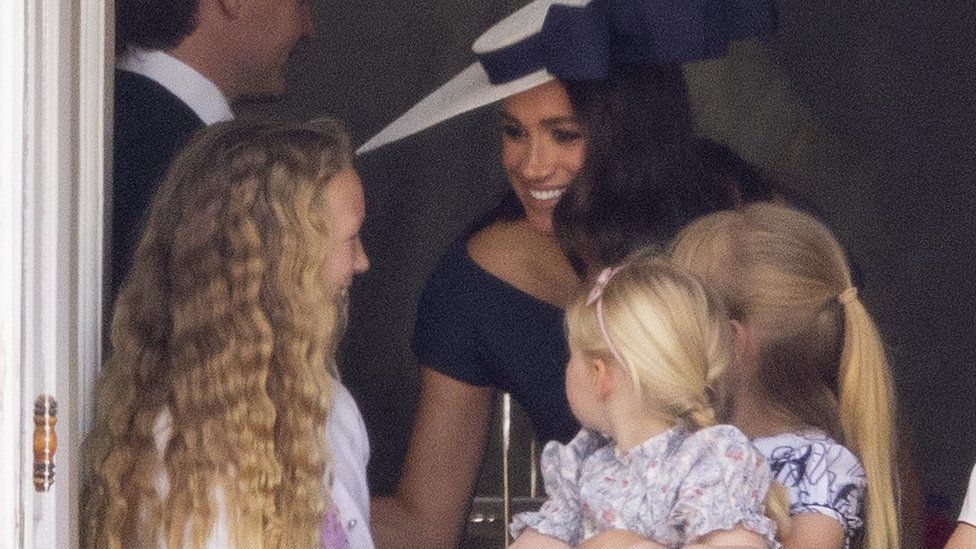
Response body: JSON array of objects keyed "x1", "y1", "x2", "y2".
[{"x1": 591, "y1": 358, "x2": 613, "y2": 401}]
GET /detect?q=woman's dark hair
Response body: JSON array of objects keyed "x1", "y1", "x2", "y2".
[
  {"x1": 464, "y1": 183, "x2": 525, "y2": 237},
  {"x1": 552, "y1": 62, "x2": 738, "y2": 276},
  {"x1": 116, "y1": 0, "x2": 198, "y2": 54},
  {"x1": 693, "y1": 137, "x2": 777, "y2": 205}
]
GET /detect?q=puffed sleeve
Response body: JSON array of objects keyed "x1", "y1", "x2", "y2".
[
  {"x1": 509, "y1": 429, "x2": 605, "y2": 544},
  {"x1": 773, "y1": 438, "x2": 866, "y2": 534},
  {"x1": 412, "y1": 241, "x2": 491, "y2": 386},
  {"x1": 668, "y1": 426, "x2": 779, "y2": 546}
]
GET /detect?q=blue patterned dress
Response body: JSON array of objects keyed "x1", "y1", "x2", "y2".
[
  {"x1": 510, "y1": 424, "x2": 780, "y2": 547},
  {"x1": 752, "y1": 430, "x2": 866, "y2": 548}
]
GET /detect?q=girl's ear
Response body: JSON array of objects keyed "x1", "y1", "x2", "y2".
[
  {"x1": 591, "y1": 358, "x2": 613, "y2": 401},
  {"x1": 729, "y1": 319, "x2": 751, "y2": 371}
]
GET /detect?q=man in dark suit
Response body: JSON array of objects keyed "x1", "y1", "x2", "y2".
[{"x1": 111, "y1": 0, "x2": 315, "y2": 298}]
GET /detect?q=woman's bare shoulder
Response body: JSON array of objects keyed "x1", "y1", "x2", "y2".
[
  {"x1": 467, "y1": 221, "x2": 579, "y2": 307},
  {"x1": 467, "y1": 221, "x2": 527, "y2": 278}
]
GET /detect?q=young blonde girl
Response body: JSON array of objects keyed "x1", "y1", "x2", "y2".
[
  {"x1": 83, "y1": 118, "x2": 372, "y2": 548},
  {"x1": 670, "y1": 202, "x2": 899, "y2": 549},
  {"x1": 510, "y1": 253, "x2": 786, "y2": 548}
]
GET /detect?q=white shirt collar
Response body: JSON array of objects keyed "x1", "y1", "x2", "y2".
[{"x1": 118, "y1": 47, "x2": 234, "y2": 125}]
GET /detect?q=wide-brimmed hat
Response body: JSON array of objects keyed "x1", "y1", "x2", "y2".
[{"x1": 357, "y1": 0, "x2": 774, "y2": 154}]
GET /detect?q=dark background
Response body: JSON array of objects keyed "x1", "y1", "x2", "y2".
[{"x1": 244, "y1": 0, "x2": 976, "y2": 518}]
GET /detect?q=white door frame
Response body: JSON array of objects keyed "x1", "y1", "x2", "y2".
[{"x1": 1, "y1": 0, "x2": 111, "y2": 545}]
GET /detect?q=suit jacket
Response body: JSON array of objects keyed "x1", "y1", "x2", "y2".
[{"x1": 111, "y1": 69, "x2": 204, "y2": 299}]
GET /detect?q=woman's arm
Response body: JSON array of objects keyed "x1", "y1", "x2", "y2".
[
  {"x1": 370, "y1": 368, "x2": 494, "y2": 549},
  {"x1": 945, "y1": 522, "x2": 976, "y2": 549}
]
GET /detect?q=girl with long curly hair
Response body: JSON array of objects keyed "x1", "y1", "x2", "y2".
[{"x1": 83, "y1": 118, "x2": 372, "y2": 548}]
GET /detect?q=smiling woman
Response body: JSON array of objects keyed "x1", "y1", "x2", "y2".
[
  {"x1": 498, "y1": 80, "x2": 586, "y2": 234},
  {"x1": 359, "y1": 0, "x2": 760, "y2": 544}
]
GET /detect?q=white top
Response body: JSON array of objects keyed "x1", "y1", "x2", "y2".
[
  {"x1": 752, "y1": 431, "x2": 866, "y2": 549},
  {"x1": 960, "y1": 463, "x2": 976, "y2": 526},
  {"x1": 118, "y1": 47, "x2": 234, "y2": 125},
  {"x1": 328, "y1": 383, "x2": 376, "y2": 549},
  {"x1": 150, "y1": 382, "x2": 375, "y2": 548}
]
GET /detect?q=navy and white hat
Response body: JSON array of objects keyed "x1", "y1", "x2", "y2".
[{"x1": 357, "y1": 0, "x2": 774, "y2": 154}]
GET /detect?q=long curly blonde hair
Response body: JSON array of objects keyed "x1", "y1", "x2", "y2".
[{"x1": 83, "y1": 118, "x2": 352, "y2": 548}]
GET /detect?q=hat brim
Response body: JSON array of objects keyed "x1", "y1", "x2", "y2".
[{"x1": 356, "y1": 63, "x2": 554, "y2": 155}]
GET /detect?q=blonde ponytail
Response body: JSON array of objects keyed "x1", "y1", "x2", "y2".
[
  {"x1": 839, "y1": 297, "x2": 900, "y2": 549},
  {"x1": 671, "y1": 203, "x2": 901, "y2": 548},
  {"x1": 765, "y1": 482, "x2": 792, "y2": 541}
]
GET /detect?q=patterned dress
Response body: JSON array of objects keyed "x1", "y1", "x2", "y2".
[
  {"x1": 510, "y1": 424, "x2": 780, "y2": 547},
  {"x1": 752, "y1": 430, "x2": 866, "y2": 548}
]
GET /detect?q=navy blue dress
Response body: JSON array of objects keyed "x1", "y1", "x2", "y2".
[{"x1": 413, "y1": 239, "x2": 579, "y2": 444}]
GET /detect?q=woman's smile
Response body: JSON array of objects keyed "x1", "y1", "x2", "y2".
[{"x1": 501, "y1": 80, "x2": 586, "y2": 233}]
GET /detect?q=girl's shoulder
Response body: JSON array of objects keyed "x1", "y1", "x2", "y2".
[
  {"x1": 664, "y1": 425, "x2": 780, "y2": 545},
  {"x1": 752, "y1": 429, "x2": 866, "y2": 483},
  {"x1": 752, "y1": 429, "x2": 866, "y2": 533},
  {"x1": 535, "y1": 429, "x2": 612, "y2": 498},
  {"x1": 666, "y1": 424, "x2": 769, "y2": 480},
  {"x1": 683, "y1": 423, "x2": 752, "y2": 444},
  {"x1": 541, "y1": 428, "x2": 611, "y2": 466},
  {"x1": 672, "y1": 424, "x2": 757, "y2": 461}
]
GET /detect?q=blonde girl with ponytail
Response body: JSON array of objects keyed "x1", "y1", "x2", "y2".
[
  {"x1": 670, "y1": 203, "x2": 899, "y2": 549},
  {"x1": 510, "y1": 253, "x2": 787, "y2": 549}
]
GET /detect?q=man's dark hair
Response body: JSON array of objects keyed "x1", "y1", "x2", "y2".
[
  {"x1": 553, "y1": 62, "x2": 737, "y2": 276},
  {"x1": 116, "y1": 0, "x2": 198, "y2": 54}
]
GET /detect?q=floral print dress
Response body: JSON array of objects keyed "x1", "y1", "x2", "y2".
[{"x1": 510, "y1": 424, "x2": 780, "y2": 547}]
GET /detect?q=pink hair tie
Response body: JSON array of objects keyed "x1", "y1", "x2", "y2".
[{"x1": 586, "y1": 266, "x2": 627, "y2": 367}]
